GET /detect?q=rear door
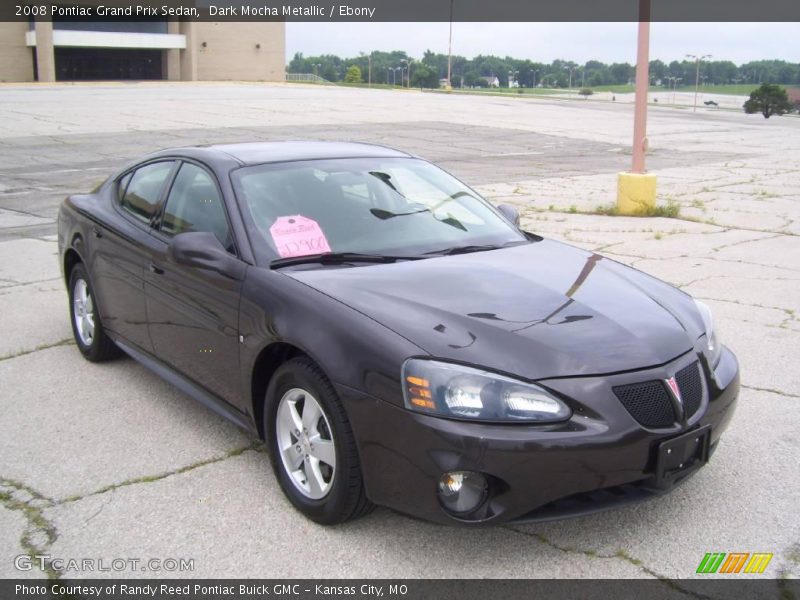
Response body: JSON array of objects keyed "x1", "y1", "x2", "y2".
[
  {"x1": 143, "y1": 161, "x2": 244, "y2": 404},
  {"x1": 90, "y1": 160, "x2": 176, "y2": 352}
]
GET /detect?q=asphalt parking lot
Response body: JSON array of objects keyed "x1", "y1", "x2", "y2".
[{"x1": 0, "y1": 82, "x2": 798, "y2": 586}]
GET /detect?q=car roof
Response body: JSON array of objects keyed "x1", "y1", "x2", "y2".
[{"x1": 193, "y1": 141, "x2": 414, "y2": 166}]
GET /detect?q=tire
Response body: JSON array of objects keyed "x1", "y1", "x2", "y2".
[
  {"x1": 68, "y1": 262, "x2": 121, "y2": 362},
  {"x1": 265, "y1": 357, "x2": 374, "y2": 524}
]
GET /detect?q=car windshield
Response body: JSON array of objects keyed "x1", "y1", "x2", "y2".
[{"x1": 231, "y1": 157, "x2": 528, "y2": 266}]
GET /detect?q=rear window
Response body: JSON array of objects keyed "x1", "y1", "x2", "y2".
[{"x1": 120, "y1": 162, "x2": 174, "y2": 224}]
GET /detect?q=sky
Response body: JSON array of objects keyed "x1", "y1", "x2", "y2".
[{"x1": 286, "y1": 22, "x2": 800, "y2": 64}]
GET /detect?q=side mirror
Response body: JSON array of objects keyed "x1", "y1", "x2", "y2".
[
  {"x1": 496, "y1": 204, "x2": 521, "y2": 227},
  {"x1": 167, "y1": 232, "x2": 245, "y2": 281}
]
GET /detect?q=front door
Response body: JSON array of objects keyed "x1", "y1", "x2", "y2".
[{"x1": 144, "y1": 161, "x2": 243, "y2": 404}]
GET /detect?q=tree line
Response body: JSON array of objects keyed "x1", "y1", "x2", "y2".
[{"x1": 288, "y1": 51, "x2": 800, "y2": 89}]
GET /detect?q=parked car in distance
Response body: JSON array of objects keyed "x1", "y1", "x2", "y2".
[{"x1": 58, "y1": 142, "x2": 739, "y2": 525}]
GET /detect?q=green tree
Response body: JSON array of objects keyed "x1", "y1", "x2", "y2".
[
  {"x1": 743, "y1": 83, "x2": 793, "y2": 118},
  {"x1": 344, "y1": 65, "x2": 362, "y2": 84},
  {"x1": 649, "y1": 59, "x2": 667, "y2": 82},
  {"x1": 578, "y1": 88, "x2": 594, "y2": 99},
  {"x1": 410, "y1": 64, "x2": 440, "y2": 89}
]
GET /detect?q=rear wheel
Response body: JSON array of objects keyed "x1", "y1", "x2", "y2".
[
  {"x1": 68, "y1": 263, "x2": 120, "y2": 362},
  {"x1": 265, "y1": 357, "x2": 373, "y2": 524}
]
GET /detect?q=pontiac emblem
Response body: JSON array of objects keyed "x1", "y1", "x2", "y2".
[{"x1": 665, "y1": 376, "x2": 682, "y2": 404}]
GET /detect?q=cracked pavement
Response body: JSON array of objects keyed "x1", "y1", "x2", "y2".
[{"x1": 0, "y1": 83, "x2": 797, "y2": 587}]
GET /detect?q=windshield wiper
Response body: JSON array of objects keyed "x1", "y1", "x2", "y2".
[
  {"x1": 424, "y1": 240, "x2": 528, "y2": 256},
  {"x1": 424, "y1": 244, "x2": 503, "y2": 256},
  {"x1": 270, "y1": 252, "x2": 424, "y2": 269},
  {"x1": 370, "y1": 207, "x2": 430, "y2": 220}
]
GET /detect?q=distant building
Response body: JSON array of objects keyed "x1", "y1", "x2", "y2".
[
  {"x1": 0, "y1": 17, "x2": 284, "y2": 82},
  {"x1": 480, "y1": 75, "x2": 500, "y2": 88}
]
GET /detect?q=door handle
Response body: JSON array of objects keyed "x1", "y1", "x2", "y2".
[
  {"x1": 149, "y1": 263, "x2": 164, "y2": 275},
  {"x1": 92, "y1": 226, "x2": 103, "y2": 239}
]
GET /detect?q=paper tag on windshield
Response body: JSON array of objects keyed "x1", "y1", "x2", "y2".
[{"x1": 269, "y1": 215, "x2": 331, "y2": 258}]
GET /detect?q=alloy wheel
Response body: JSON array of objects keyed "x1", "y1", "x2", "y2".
[
  {"x1": 72, "y1": 278, "x2": 95, "y2": 347},
  {"x1": 275, "y1": 387, "x2": 337, "y2": 500}
]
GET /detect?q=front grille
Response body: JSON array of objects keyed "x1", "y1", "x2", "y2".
[
  {"x1": 613, "y1": 360, "x2": 705, "y2": 428},
  {"x1": 613, "y1": 380, "x2": 676, "y2": 428},
  {"x1": 676, "y1": 361, "x2": 703, "y2": 418}
]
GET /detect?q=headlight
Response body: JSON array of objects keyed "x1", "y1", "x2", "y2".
[
  {"x1": 402, "y1": 359, "x2": 571, "y2": 423},
  {"x1": 694, "y1": 300, "x2": 721, "y2": 367}
]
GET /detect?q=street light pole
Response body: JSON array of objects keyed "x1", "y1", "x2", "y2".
[
  {"x1": 447, "y1": 0, "x2": 454, "y2": 88},
  {"x1": 563, "y1": 66, "x2": 577, "y2": 89},
  {"x1": 686, "y1": 53, "x2": 711, "y2": 112}
]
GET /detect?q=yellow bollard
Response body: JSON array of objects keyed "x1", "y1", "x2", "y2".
[{"x1": 617, "y1": 172, "x2": 657, "y2": 215}]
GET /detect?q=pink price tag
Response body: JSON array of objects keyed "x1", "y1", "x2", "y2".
[{"x1": 269, "y1": 215, "x2": 332, "y2": 258}]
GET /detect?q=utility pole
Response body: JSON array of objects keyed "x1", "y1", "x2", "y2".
[
  {"x1": 447, "y1": 0, "x2": 454, "y2": 88},
  {"x1": 687, "y1": 53, "x2": 711, "y2": 112},
  {"x1": 616, "y1": 0, "x2": 657, "y2": 216},
  {"x1": 631, "y1": 4, "x2": 650, "y2": 173}
]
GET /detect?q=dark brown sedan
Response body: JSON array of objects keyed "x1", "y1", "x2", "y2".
[{"x1": 58, "y1": 142, "x2": 739, "y2": 525}]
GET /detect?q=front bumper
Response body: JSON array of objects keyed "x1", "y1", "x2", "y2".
[{"x1": 340, "y1": 346, "x2": 739, "y2": 525}]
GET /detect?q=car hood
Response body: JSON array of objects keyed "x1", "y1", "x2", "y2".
[{"x1": 286, "y1": 239, "x2": 703, "y2": 380}]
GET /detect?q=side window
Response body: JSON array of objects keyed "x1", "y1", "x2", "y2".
[
  {"x1": 120, "y1": 162, "x2": 174, "y2": 224},
  {"x1": 161, "y1": 163, "x2": 233, "y2": 252}
]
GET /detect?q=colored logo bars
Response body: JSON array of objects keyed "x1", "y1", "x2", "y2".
[{"x1": 696, "y1": 552, "x2": 773, "y2": 574}]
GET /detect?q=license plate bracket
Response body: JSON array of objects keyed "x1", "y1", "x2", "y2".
[{"x1": 653, "y1": 425, "x2": 711, "y2": 489}]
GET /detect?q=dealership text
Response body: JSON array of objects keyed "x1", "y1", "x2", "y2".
[{"x1": 16, "y1": 584, "x2": 407, "y2": 596}]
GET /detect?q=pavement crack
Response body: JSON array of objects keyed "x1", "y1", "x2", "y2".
[
  {"x1": 503, "y1": 526, "x2": 715, "y2": 599},
  {"x1": 0, "y1": 276, "x2": 63, "y2": 292},
  {"x1": 692, "y1": 295, "x2": 795, "y2": 314},
  {"x1": 0, "y1": 338, "x2": 73, "y2": 362},
  {"x1": 0, "y1": 477, "x2": 60, "y2": 580},
  {"x1": 711, "y1": 232, "x2": 786, "y2": 253},
  {"x1": 59, "y1": 441, "x2": 264, "y2": 504},
  {"x1": 741, "y1": 385, "x2": 800, "y2": 399}
]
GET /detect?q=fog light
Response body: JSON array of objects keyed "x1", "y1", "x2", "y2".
[{"x1": 438, "y1": 471, "x2": 488, "y2": 515}]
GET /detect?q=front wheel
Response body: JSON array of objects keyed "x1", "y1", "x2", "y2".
[
  {"x1": 266, "y1": 357, "x2": 373, "y2": 524},
  {"x1": 68, "y1": 263, "x2": 120, "y2": 362}
]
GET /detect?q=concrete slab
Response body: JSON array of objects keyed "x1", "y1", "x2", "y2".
[
  {"x1": 0, "y1": 279, "x2": 71, "y2": 359},
  {"x1": 0, "y1": 239, "x2": 60, "y2": 285},
  {"x1": 44, "y1": 451, "x2": 651, "y2": 579},
  {"x1": 0, "y1": 346, "x2": 252, "y2": 501},
  {"x1": 0, "y1": 208, "x2": 53, "y2": 229}
]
